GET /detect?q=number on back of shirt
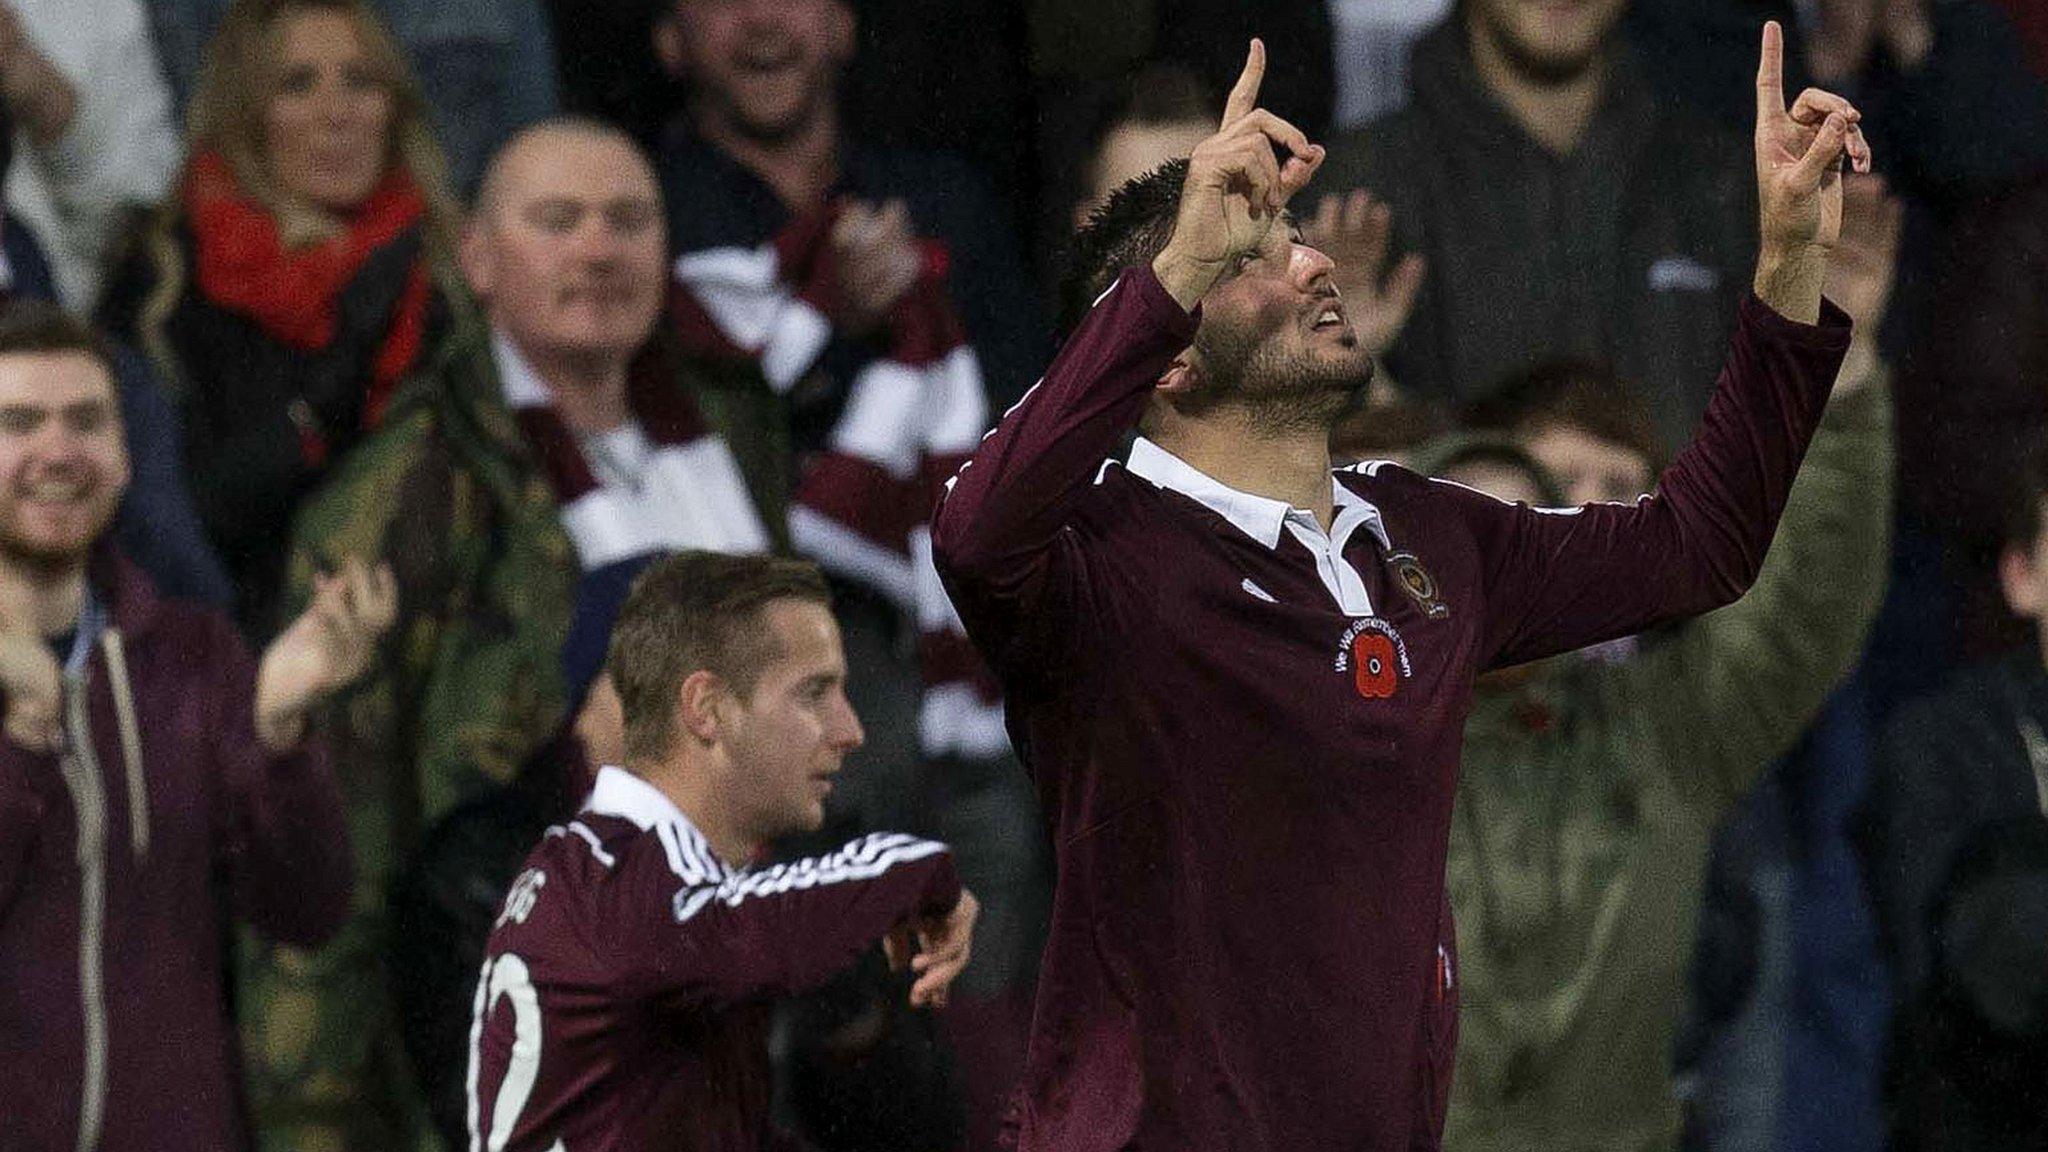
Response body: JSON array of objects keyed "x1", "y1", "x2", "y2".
[{"x1": 467, "y1": 952, "x2": 544, "y2": 1152}]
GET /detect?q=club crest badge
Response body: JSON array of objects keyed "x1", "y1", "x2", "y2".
[
  {"x1": 1334, "y1": 617, "x2": 1412, "y2": 700},
  {"x1": 1387, "y1": 551, "x2": 1449, "y2": 620}
]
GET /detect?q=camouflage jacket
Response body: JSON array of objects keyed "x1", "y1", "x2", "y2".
[
  {"x1": 242, "y1": 304, "x2": 793, "y2": 1150},
  {"x1": 237, "y1": 298, "x2": 576, "y2": 1150}
]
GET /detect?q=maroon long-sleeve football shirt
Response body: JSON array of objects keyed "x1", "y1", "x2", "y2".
[
  {"x1": 466, "y1": 767, "x2": 962, "y2": 1152},
  {"x1": 930, "y1": 265, "x2": 1850, "y2": 1151}
]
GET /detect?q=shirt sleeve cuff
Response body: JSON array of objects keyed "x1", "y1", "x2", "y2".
[
  {"x1": 1123, "y1": 263, "x2": 1203, "y2": 344},
  {"x1": 1740, "y1": 291, "x2": 1855, "y2": 350}
]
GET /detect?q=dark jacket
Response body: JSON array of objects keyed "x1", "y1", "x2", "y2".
[
  {"x1": 98, "y1": 224, "x2": 452, "y2": 633},
  {"x1": 1321, "y1": 25, "x2": 1755, "y2": 449},
  {"x1": 0, "y1": 548, "x2": 352, "y2": 1152},
  {"x1": 1860, "y1": 651, "x2": 2048, "y2": 1151}
]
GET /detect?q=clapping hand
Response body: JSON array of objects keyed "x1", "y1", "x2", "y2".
[
  {"x1": 831, "y1": 198, "x2": 924, "y2": 336},
  {"x1": 1151, "y1": 39, "x2": 1325, "y2": 310},
  {"x1": 0, "y1": 631, "x2": 62, "y2": 753},
  {"x1": 1303, "y1": 190, "x2": 1425, "y2": 360},
  {"x1": 1825, "y1": 173, "x2": 1904, "y2": 330},
  {"x1": 1823, "y1": 172, "x2": 1904, "y2": 394},
  {"x1": 254, "y1": 558, "x2": 397, "y2": 752},
  {"x1": 884, "y1": 887, "x2": 979, "y2": 1009}
]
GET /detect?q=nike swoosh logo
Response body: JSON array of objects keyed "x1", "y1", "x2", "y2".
[{"x1": 1241, "y1": 578, "x2": 1276, "y2": 603}]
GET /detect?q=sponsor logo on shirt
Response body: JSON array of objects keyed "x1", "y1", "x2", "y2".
[
  {"x1": 1386, "y1": 551, "x2": 1448, "y2": 619},
  {"x1": 1334, "y1": 617, "x2": 1412, "y2": 700},
  {"x1": 1646, "y1": 255, "x2": 1720, "y2": 293},
  {"x1": 1241, "y1": 577, "x2": 1277, "y2": 603}
]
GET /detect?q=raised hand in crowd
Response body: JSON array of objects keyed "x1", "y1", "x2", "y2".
[
  {"x1": 885, "y1": 886, "x2": 980, "y2": 1010},
  {"x1": 1823, "y1": 172, "x2": 1905, "y2": 393},
  {"x1": 1301, "y1": 189, "x2": 1424, "y2": 361},
  {"x1": 253, "y1": 557, "x2": 397, "y2": 752},
  {"x1": 0, "y1": 1, "x2": 74, "y2": 147},
  {"x1": 0, "y1": 1, "x2": 73, "y2": 146},
  {"x1": 1753, "y1": 19, "x2": 1873, "y2": 322},
  {"x1": 832, "y1": 197, "x2": 924, "y2": 336},
  {"x1": 1152, "y1": 38, "x2": 1326, "y2": 310},
  {"x1": 1806, "y1": 0, "x2": 1934, "y2": 82},
  {"x1": 0, "y1": 629, "x2": 62, "y2": 752}
]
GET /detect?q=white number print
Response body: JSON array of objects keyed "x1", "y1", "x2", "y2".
[{"x1": 465, "y1": 953, "x2": 546, "y2": 1152}]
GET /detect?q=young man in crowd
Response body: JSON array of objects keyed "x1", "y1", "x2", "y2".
[
  {"x1": 0, "y1": 300, "x2": 392, "y2": 1151},
  {"x1": 1860, "y1": 454, "x2": 2048, "y2": 1152},
  {"x1": 1423, "y1": 176, "x2": 1898, "y2": 1149},
  {"x1": 1319, "y1": 0, "x2": 1755, "y2": 447},
  {"x1": 467, "y1": 550, "x2": 978, "y2": 1152},
  {"x1": 933, "y1": 28, "x2": 1867, "y2": 1151},
  {"x1": 250, "y1": 118, "x2": 772, "y2": 1151}
]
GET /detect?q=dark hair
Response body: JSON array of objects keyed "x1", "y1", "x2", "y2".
[
  {"x1": 0, "y1": 299, "x2": 121, "y2": 382},
  {"x1": 605, "y1": 551, "x2": 832, "y2": 762},
  {"x1": 2001, "y1": 439, "x2": 2048, "y2": 552},
  {"x1": 1463, "y1": 357, "x2": 1666, "y2": 473},
  {"x1": 1061, "y1": 156, "x2": 1189, "y2": 335}
]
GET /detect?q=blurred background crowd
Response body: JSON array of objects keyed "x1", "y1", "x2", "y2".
[{"x1": 0, "y1": 0, "x2": 2044, "y2": 1150}]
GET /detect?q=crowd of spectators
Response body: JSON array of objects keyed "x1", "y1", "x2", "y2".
[{"x1": 0, "y1": 0, "x2": 2042, "y2": 1150}]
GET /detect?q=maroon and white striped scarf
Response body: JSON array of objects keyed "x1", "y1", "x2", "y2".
[
  {"x1": 500, "y1": 336, "x2": 771, "y2": 568},
  {"x1": 668, "y1": 204, "x2": 1006, "y2": 760}
]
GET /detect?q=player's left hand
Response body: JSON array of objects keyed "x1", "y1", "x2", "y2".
[
  {"x1": 886, "y1": 887, "x2": 978, "y2": 1009},
  {"x1": 254, "y1": 558, "x2": 398, "y2": 752},
  {"x1": 1755, "y1": 19, "x2": 1872, "y2": 258}
]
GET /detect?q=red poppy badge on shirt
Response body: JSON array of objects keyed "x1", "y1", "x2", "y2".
[{"x1": 1334, "y1": 617, "x2": 1413, "y2": 700}]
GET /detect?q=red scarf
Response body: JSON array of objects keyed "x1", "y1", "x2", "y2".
[{"x1": 184, "y1": 151, "x2": 432, "y2": 439}]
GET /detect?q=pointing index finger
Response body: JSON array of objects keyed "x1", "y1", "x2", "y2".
[
  {"x1": 1756, "y1": 20, "x2": 1787, "y2": 121},
  {"x1": 1221, "y1": 38, "x2": 1265, "y2": 128}
]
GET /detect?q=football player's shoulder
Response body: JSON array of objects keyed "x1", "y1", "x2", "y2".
[
  {"x1": 1336, "y1": 458, "x2": 1431, "y2": 506},
  {"x1": 487, "y1": 814, "x2": 655, "y2": 952},
  {"x1": 535, "y1": 812, "x2": 648, "y2": 882},
  {"x1": 1063, "y1": 454, "x2": 1149, "y2": 542}
]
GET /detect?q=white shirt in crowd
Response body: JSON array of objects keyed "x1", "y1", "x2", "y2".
[
  {"x1": 6, "y1": 0, "x2": 182, "y2": 310},
  {"x1": 1328, "y1": 0, "x2": 1455, "y2": 129}
]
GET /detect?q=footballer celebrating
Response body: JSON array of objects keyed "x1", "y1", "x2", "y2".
[
  {"x1": 932, "y1": 25, "x2": 1868, "y2": 1152},
  {"x1": 466, "y1": 552, "x2": 977, "y2": 1151}
]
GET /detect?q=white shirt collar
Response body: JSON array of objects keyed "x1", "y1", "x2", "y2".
[
  {"x1": 490, "y1": 329, "x2": 555, "y2": 411},
  {"x1": 1125, "y1": 436, "x2": 1391, "y2": 551},
  {"x1": 585, "y1": 764, "x2": 694, "y2": 832}
]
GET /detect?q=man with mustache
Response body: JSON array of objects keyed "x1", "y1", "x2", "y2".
[{"x1": 934, "y1": 27, "x2": 1869, "y2": 1152}]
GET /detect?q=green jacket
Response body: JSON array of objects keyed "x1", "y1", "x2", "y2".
[
  {"x1": 238, "y1": 308, "x2": 789, "y2": 1150},
  {"x1": 1442, "y1": 370, "x2": 1893, "y2": 1152}
]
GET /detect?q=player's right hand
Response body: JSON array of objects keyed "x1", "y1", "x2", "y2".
[
  {"x1": 1152, "y1": 39, "x2": 1324, "y2": 310},
  {"x1": 891, "y1": 887, "x2": 979, "y2": 1010}
]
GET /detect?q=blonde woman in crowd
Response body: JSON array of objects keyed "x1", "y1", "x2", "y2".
[{"x1": 98, "y1": 0, "x2": 465, "y2": 634}]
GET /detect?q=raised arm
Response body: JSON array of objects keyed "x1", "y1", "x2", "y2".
[
  {"x1": 930, "y1": 40, "x2": 1322, "y2": 659},
  {"x1": 1452, "y1": 22, "x2": 1866, "y2": 668},
  {"x1": 1604, "y1": 174, "x2": 1903, "y2": 807},
  {"x1": 210, "y1": 612, "x2": 355, "y2": 946},
  {"x1": 610, "y1": 831, "x2": 972, "y2": 1011},
  {"x1": 1750, "y1": 19, "x2": 1873, "y2": 321}
]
